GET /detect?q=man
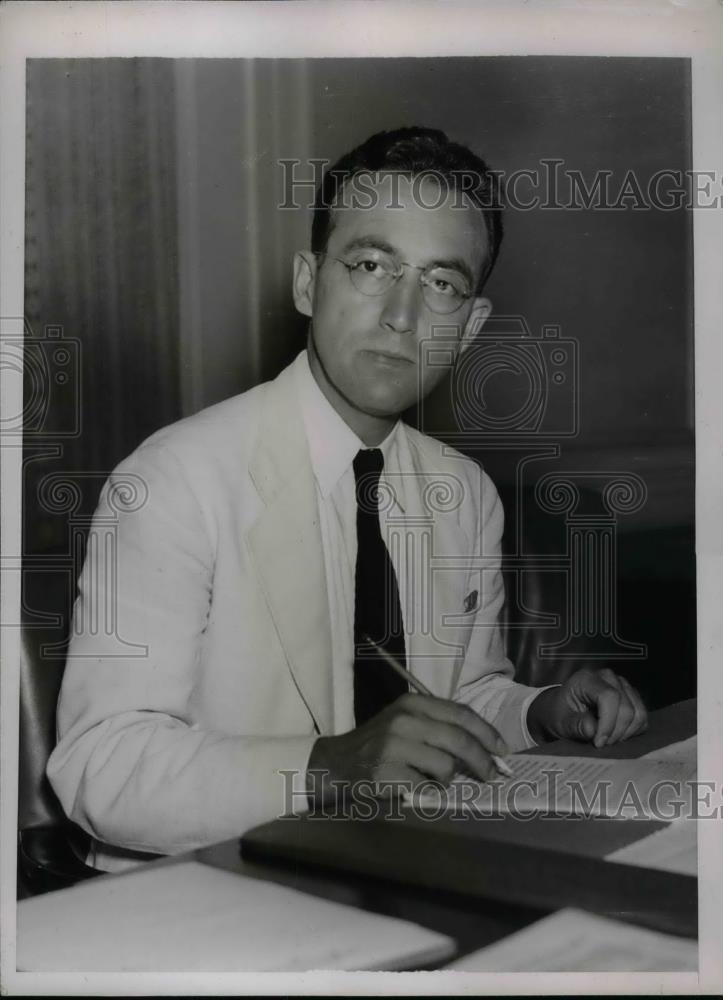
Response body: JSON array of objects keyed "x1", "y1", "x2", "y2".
[{"x1": 48, "y1": 127, "x2": 647, "y2": 870}]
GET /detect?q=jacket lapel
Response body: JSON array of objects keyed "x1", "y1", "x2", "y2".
[
  {"x1": 247, "y1": 360, "x2": 333, "y2": 735},
  {"x1": 392, "y1": 427, "x2": 470, "y2": 699}
]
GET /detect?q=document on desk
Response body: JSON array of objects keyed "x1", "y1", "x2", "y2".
[
  {"x1": 641, "y1": 734, "x2": 697, "y2": 767},
  {"x1": 17, "y1": 860, "x2": 455, "y2": 972},
  {"x1": 602, "y1": 735, "x2": 697, "y2": 875},
  {"x1": 407, "y1": 753, "x2": 696, "y2": 818},
  {"x1": 606, "y1": 816, "x2": 697, "y2": 876},
  {"x1": 446, "y1": 908, "x2": 697, "y2": 972}
]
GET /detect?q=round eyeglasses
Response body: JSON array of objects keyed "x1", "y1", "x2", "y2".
[{"x1": 314, "y1": 251, "x2": 473, "y2": 315}]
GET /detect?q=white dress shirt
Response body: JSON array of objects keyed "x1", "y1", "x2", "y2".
[{"x1": 295, "y1": 351, "x2": 406, "y2": 733}]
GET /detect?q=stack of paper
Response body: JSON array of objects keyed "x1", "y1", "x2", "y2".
[
  {"x1": 446, "y1": 908, "x2": 697, "y2": 972},
  {"x1": 606, "y1": 816, "x2": 697, "y2": 875},
  {"x1": 641, "y1": 734, "x2": 697, "y2": 767},
  {"x1": 407, "y1": 753, "x2": 697, "y2": 819},
  {"x1": 605, "y1": 736, "x2": 697, "y2": 875},
  {"x1": 17, "y1": 860, "x2": 455, "y2": 971}
]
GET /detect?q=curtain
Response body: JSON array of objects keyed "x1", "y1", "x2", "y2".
[
  {"x1": 24, "y1": 58, "x2": 181, "y2": 555},
  {"x1": 173, "y1": 58, "x2": 312, "y2": 414},
  {"x1": 24, "y1": 56, "x2": 313, "y2": 566}
]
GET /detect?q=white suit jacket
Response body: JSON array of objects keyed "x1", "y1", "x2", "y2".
[{"x1": 48, "y1": 352, "x2": 541, "y2": 862}]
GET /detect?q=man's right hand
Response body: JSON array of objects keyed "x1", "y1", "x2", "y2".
[{"x1": 306, "y1": 693, "x2": 508, "y2": 804}]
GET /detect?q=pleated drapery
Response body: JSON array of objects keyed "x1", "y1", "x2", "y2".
[
  {"x1": 24, "y1": 58, "x2": 181, "y2": 553},
  {"x1": 24, "y1": 58, "x2": 313, "y2": 560},
  {"x1": 173, "y1": 59, "x2": 312, "y2": 414}
]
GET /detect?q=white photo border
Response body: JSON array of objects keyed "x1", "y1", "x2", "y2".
[{"x1": 1, "y1": 1, "x2": 721, "y2": 995}]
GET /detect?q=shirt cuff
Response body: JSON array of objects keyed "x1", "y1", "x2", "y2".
[
  {"x1": 279, "y1": 738, "x2": 319, "y2": 817},
  {"x1": 520, "y1": 684, "x2": 562, "y2": 749}
]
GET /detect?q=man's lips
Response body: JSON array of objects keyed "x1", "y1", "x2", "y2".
[{"x1": 363, "y1": 349, "x2": 415, "y2": 367}]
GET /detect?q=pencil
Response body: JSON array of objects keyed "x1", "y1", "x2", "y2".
[{"x1": 362, "y1": 634, "x2": 515, "y2": 780}]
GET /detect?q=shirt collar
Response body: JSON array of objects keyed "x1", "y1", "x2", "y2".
[{"x1": 294, "y1": 349, "x2": 401, "y2": 499}]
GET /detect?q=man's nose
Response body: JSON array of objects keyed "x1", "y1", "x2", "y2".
[{"x1": 379, "y1": 272, "x2": 421, "y2": 334}]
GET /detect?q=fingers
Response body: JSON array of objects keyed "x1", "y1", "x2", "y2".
[
  {"x1": 371, "y1": 759, "x2": 427, "y2": 791},
  {"x1": 310, "y1": 699, "x2": 506, "y2": 798},
  {"x1": 396, "y1": 692, "x2": 509, "y2": 756},
  {"x1": 567, "y1": 709, "x2": 597, "y2": 743},
  {"x1": 385, "y1": 703, "x2": 500, "y2": 782},
  {"x1": 618, "y1": 676, "x2": 648, "y2": 741},
  {"x1": 418, "y1": 720, "x2": 500, "y2": 782},
  {"x1": 396, "y1": 738, "x2": 463, "y2": 784},
  {"x1": 572, "y1": 668, "x2": 647, "y2": 748},
  {"x1": 598, "y1": 670, "x2": 632, "y2": 746},
  {"x1": 596, "y1": 669, "x2": 649, "y2": 746},
  {"x1": 587, "y1": 678, "x2": 621, "y2": 748}
]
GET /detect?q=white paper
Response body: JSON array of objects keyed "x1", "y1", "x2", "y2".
[
  {"x1": 407, "y1": 753, "x2": 697, "y2": 819},
  {"x1": 17, "y1": 860, "x2": 455, "y2": 972},
  {"x1": 446, "y1": 908, "x2": 697, "y2": 972},
  {"x1": 642, "y1": 734, "x2": 697, "y2": 767},
  {"x1": 606, "y1": 817, "x2": 698, "y2": 876}
]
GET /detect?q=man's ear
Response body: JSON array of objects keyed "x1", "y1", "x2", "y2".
[
  {"x1": 459, "y1": 296, "x2": 492, "y2": 356},
  {"x1": 293, "y1": 251, "x2": 317, "y2": 318}
]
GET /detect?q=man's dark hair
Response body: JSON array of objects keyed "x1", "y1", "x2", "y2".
[{"x1": 311, "y1": 126, "x2": 504, "y2": 292}]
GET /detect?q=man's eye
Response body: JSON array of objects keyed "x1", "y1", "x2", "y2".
[
  {"x1": 427, "y1": 271, "x2": 468, "y2": 296},
  {"x1": 352, "y1": 259, "x2": 384, "y2": 275}
]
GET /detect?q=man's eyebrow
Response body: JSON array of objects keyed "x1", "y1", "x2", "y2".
[
  {"x1": 339, "y1": 236, "x2": 397, "y2": 256},
  {"x1": 340, "y1": 237, "x2": 476, "y2": 286},
  {"x1": 427, "y1": 257, "x2": 475, "y2": 287}
]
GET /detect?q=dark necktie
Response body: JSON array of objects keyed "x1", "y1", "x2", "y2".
[{"x1": 352, "y1": 448, "x2": 408, "y2": 725}]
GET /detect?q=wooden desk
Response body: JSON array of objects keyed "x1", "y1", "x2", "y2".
[{"x1": 196, "y1": 698, "x2": 696, "y2": 963}]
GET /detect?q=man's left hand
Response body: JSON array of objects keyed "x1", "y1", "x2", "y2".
[{"x1": 527, "y1": 666, "x2": 648, "y2": 748}]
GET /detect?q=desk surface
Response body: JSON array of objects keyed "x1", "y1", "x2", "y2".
[
  {"x1": 197, "y1": 698, "x2": 697, "y2": 962},
  {"x1": 20, "y1": 699, "x2": 695, "y2": 972}
]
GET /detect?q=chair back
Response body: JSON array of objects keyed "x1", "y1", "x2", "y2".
[
  {"x1": 18, "y1": 567, "x2": 97, "y2": 895},
  {"x1": 500, "y1": 484, "x2": 583, "y2": 688},
  {"x1": 18, "y1": 569, "x2": 71, "y2": 831}
]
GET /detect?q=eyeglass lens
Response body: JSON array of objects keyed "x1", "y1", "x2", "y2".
[{"x1": 334, "y1": 253, "x2": 471, "y2": 315}]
